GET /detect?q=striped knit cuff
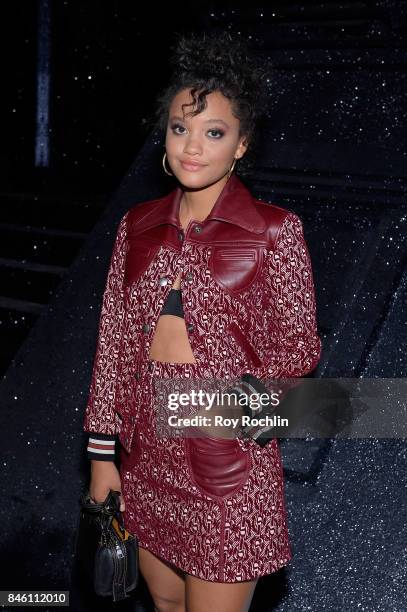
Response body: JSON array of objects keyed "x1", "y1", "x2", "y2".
[{"x1": 86, "y1": 432, "x2": 117, "y2": 461}]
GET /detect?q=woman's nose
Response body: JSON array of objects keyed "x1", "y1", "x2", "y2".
[{"x1": 183, "y1": 136, "x2": 203, "y2": 155}]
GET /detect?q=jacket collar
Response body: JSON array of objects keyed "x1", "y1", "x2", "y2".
[{"x1": 130, "y1": 173, "x2": 267, "y2": 235}]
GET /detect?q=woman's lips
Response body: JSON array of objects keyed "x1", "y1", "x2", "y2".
[{"x1": 180, "y1": 161, "x2": 206, "y2": 172}]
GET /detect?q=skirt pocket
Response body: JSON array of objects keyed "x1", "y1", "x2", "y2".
[{"x1": 185, "y1": 433, "x2": 251, "y2": 499}]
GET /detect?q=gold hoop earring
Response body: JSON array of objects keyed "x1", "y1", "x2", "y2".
[
  {"x1": 227, "y1": 157, "x2": 237, "y2": 178},
  {"x1": 162, "y1": 152, "x2": 173, "y2": 176}
]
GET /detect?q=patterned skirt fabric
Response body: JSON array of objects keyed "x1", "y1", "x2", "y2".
[{"x1": 120, "y1": 358, "x2": 292, "y2": 583}]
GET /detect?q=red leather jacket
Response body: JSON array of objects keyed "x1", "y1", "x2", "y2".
[{"x1": 83, "y1": 173, "x2": 322, "y2": 453}]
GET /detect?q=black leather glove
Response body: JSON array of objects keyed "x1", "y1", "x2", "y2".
[{"x1": 224, "y1": 373, "x2": 282, "y2": 447}]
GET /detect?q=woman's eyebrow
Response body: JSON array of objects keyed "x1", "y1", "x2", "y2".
[{"x1": 170, "y1": 115, "x2": 229, "y2": 128}]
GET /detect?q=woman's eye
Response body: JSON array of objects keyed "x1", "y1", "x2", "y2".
[
  {"x1": 170, "y1": 124, "x2": 224, "y2": 138},
  {"x1": 207, "y1": 129, "x2": 224, "y2": 138},
  {"x1": 171, "y1": 124, "x2": 186, "y2": 134}
]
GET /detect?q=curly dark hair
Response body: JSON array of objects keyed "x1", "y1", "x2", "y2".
[{"x1": 151, "y1": 30, "x2": 270, "y2": 177}]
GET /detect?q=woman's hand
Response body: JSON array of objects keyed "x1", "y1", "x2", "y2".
[{"x1": 89, "y1": 460, "x2": 125, "y2": 511}]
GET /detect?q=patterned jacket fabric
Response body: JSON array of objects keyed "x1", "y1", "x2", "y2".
[
  {"x1": 83, "y1": 173, "x2": 322, "y2": 453},
  {"x1": 82, "y1": 172, "x2": 322, "y2": 581}
]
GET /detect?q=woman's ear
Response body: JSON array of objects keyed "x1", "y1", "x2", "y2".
[{"x1": 236, "y1": 136, "x2": 249, "y2": 159}]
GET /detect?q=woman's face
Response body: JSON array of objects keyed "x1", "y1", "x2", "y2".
[{"x1": 165, "y1": 88, "x2": 248, "y2": 188}]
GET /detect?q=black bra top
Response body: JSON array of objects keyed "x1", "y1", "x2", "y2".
[{"x1": 160, "y1": 288, "x2": 184, "y2": 318}]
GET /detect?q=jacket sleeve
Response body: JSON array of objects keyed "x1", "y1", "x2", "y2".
[
  {"x1": 82, "y1": 210, "x2": 130, "y2": 452},
  {"x1": 246, "y1": 210, "x2": 322, "y2": 381}
]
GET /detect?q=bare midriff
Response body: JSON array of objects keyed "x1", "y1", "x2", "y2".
[
  {"x1": 148, "y1": 268, "x2": 197, "y2": 364},
  {"x1": 148, "y1": 209, "x2": 197, "y2": 364}
]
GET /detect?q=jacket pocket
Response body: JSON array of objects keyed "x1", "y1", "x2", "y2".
[
  {"x1": 209, "y1": 246, "x2": 264, "y2": 293},
  {"x1": 124, "y1": 237, "x2": 161, "y2": 286},
  {"x1": 185, "y1": 434, "x2": 250, "y2": 499},
  {"x1": 228, "y1": 321, "x2": 263, "y2": 367}
]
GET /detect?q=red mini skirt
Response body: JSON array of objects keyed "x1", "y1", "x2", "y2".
[{"x1": 120, "y1": 358, "x2": 292, "y2": 583}]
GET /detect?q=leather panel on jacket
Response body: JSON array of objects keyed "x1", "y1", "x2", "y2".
[
  {"x1": 83, "y1": 174, "x2": 322, "y2": 451},
  {"x1": 185, "y1": 433, "x2": 251, "y2": 499}
]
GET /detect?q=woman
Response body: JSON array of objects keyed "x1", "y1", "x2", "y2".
[{"x1": 83, "y1": 31, "x2": 322, "y2": 612}]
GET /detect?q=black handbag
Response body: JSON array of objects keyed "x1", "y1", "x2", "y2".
[{"x1": 75, "y1": 488, "x2": 139, "y2": 602}]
